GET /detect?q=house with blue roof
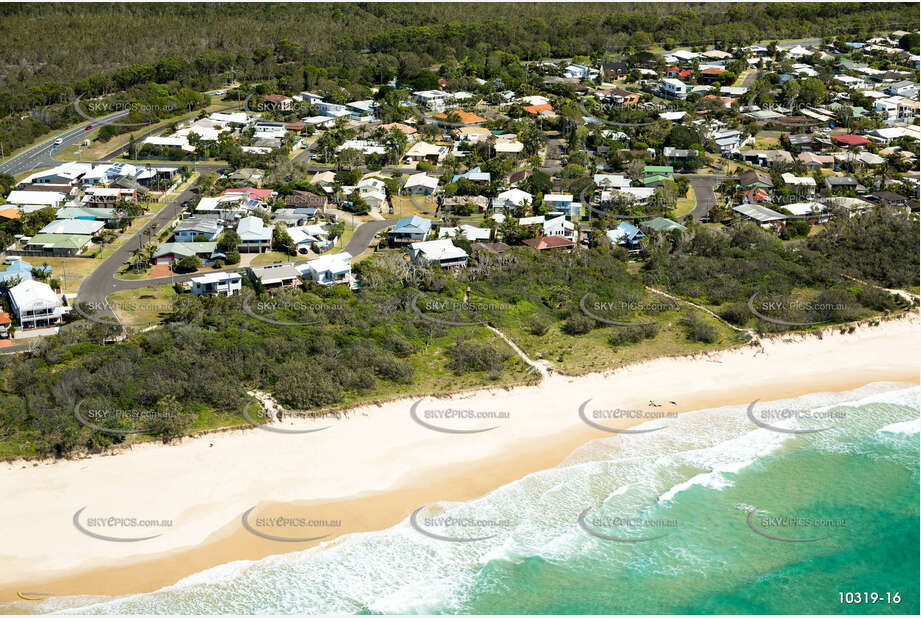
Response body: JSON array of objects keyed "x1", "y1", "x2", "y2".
[
  {"x1": 0, "y1": 259, "x2": 50, "y2": 286},
  {"x1": 452, "y1": 166, "x2": 491, "y2": 184},
  {"x1": 606, "y1": 221, "x2": 645, "y2": 251},
  {"x1": 388, "y1": 215, "x2": 433, "y2": 246}
]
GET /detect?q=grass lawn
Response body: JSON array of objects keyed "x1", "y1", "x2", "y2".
[
  {"x1": 5, "y1": 256, "x2": 102, "y2": 293},
  {"x1": 248, "y1": 251, "x2": 313, "y2": 266},
  {"x1": 671, "y1": 185, "x2": 696, "y2": 219},
  {"x1": 391, "y1": 195, "x2": 437, "y2": 219},
  {"x1": 107, "y1": 285, "x2": 179, "y2": 327}
]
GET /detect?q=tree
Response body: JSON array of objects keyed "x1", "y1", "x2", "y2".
[
  {"x1": 272, "y1": 223, "x2": 296, "y2": 255},
  {"x1": 174, "y1": 255, "x2": 201, "y2": 273}
]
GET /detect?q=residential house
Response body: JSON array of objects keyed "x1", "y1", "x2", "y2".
[
  {"x1": 412, "y1": 90, "x2": 452, "y2": 111},
  {"x1": 798, "y1": 152, "x2": 835, "y2": 169},
  {"x1": 263, "y1": 94, "x2": 294, "y2": 111},
  {"x1": 606, "y1": 222, "x2": 645, "y2": 251},
  {"x1": 389, "y1": 215, "x2": 432, "y2": 245},
  {"x1": 409, "y1": 239, "x2": 468, "y2": 268},
  {"x1": 4, "y1": 190, "x2": 67, "y2": 212},
  {"x1": 287, "y1": 224, "x2": 332, "y2": 253},
  {"x1": 404, "y1": 173, "x2": 440, "y2": 195},
  {"x1": 174, "y1": 215, "x2": 223, "y2": 242},
  {"x1": 404, "y1": 141, "x2": 448, "y2": 164},
  {"x1": 248, "y1": 262, "x2": 302, "y2": 289},
  {"x1": 739, "y1": 170, "x2": 774, "y2": 190},
  {"x1": 739, "y1": 149, "x2": 793, "y2": 167},
  {"x1": 659, "y1": 78, "x2": 687, "y2": 100},
  {"x1": 189, "y1": 272, "x2": 242, "y2": 297},
  {"x1": 868, "y1": 191, "x2": 908, "y2": 207},
  {"x1": 564, "y1": 64, "x2": 599, "y2": 80},
  {"x1": 152, "y1": 242, "x2": 219, "y2": 265},
  {"x1": 452, "y1": 166, "x2": 491, "y2": 184},
  {"x1": 733, "y1": 203, "x2": 787, "y2": 231},
  {"x1": 236, "y1": 216, "x2": 272, "y2": 253},
  {"x1": 23, "y1": 234, "x2": 91, "y2": 257},
  {"x1": 825, "y1": 176, "x2": 867, "y2": 194},
  {"x1": 285, "y1": 190, "x2": 327, "y2": 211},
  {"x1": 38, "y1": 219, "x2": 104, "y2": 236},
  {"x1": 641, "y1": 217, "x2": 687, "y2": 234},
  {"x1": 885, "y1": 80, "x2": 919, "y2": 98},
  {"x1": 273, "y1": 208, "x2": 320, "y2": 227},
  {"x1": 438, "y1": 224, "x2": 492, "y2": 242},
  {"x1": 781, "y1": 173, "x2": 817, "y2": 196},
  {"x1": 8, "y1": 279, "x2": 63, "y2": 329},
  {"x1": 522, "y1": 235, "x2": 576, "y2": 251},
  {"x1": 56, "y1": 207, "x2": 118, "y2": 221},
  {"x1": 298, "y1": 252, "x2": 353, "y2": 286}
]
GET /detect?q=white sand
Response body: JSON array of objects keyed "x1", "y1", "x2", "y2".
[{"x1": 0, "y1": 315, "x2": 918, "y2": 597}]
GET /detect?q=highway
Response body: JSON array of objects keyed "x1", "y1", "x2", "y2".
[{"x1": 0, "y1": 110, "x2": 130, "y2": 177}]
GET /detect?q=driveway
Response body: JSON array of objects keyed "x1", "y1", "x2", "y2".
[
  {"x1": 680, "y1": 174, "x2": 727, "y2": 222},
  {"x1": 343, "y1": 219, "x2": 393, "y2": 256}
]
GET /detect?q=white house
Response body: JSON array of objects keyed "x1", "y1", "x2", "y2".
[
  {"x1": 412, "y1": 90, "x2": 452, "y2": 111},
  {"x1": 593, "y1": 174, "x2": 631, "y2": 189},
  {"x1": 659, "y1": 78, "x2": 687, "y2": 100},
  {"x1": 543, "y1": 214, "x2": 577, "y2": 241},
  {"x1": 494, "y1": 188, "x2": 533, "y2": 212},
  {"x1": 404, "y1": 173, "x2": 439, "y2": 195},
  {"x1": 409, "y1": 239, "x2": 468, "y2": 267},
  {"x1": 298, "y1": 252, "x2": 353, "y2": 286},
  {"x1": 564, "y1": 64, "x2": 599, "y2": 80},
  {"x1": 8, "y1": 279, "x2": 63, "y2": 329},
  {"x1": 438, "y1": 224, "x2": 492, "y2": 242},
  {"x1": 236, "y1": 216, "x2": 272, "y2": 253},
  {"x1": 189, "y1": 272, "x2": 242, "y2": 297},
  {"x1": 4, "y1": 190, "x2": 67, "y2": 212}
]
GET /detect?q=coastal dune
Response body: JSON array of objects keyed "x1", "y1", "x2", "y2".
[{"x1": 1, "y1": 315, "x2": 918, "y2": 604}]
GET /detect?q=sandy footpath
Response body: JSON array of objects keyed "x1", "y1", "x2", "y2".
[{"x1": 0, "y1": 315, "x2": 918, "y2": 603}]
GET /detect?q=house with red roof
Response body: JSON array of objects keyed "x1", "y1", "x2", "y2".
[
  {"x1": 523, "y1": 103, "x2": 553, "y2": 115},
  {"x1": 833, "y1": 134, "x2": 870, "y2": 147},
  {"x1": 263, "y1": 94, "x2": 293, "y2": 111},
  {"x1": 522, "y1": 235, "x2": 576, "y2": 251},
  {"x1": 222, "y1": 187, "x2": 274, "y2": 201}
]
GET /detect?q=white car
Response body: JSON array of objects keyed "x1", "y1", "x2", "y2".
[{"x1": 53, "y1": 138, "x2": 64, "y2": 146}]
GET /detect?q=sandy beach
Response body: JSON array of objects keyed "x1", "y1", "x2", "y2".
[{"x1": 1, "y1": 314, "x2": 918, "y2": 604}]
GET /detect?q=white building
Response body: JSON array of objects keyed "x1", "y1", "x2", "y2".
[
  {"x1": 298, "y1": 252, "x2": 353, "y2": 286},
  {"x1": 409, "y1": 239, "x2": 468, "y2": 267},
  {"x1": 494, "y1": 188, "x2": 533, "y2": 211},
  {"x1": 8, "y1": 279, "x2": 63, "y2": 329},
  {"x1": 412, "y1": 90, "x2": 452, "y2": 111},
  {"x1": 659, "y1": 78, "x2": 687, "y2": 100},
  {"x1": 189, "y1": 272, "x2": 242, "y2": 296},
  {"x1": 404, "y1": 173, "x2": 440, "y2": 195},
  {"x1": 236, "y1": 216, "x2": 272, "y2": 253}
]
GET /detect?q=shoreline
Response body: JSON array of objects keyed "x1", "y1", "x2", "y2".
[{"x1": 1, "y1": 313, "x2": 918, "y2": 605}]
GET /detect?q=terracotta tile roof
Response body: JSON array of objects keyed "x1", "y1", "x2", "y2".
[
  {"x1": 434, "y1": 109, "x2": 485, "y2": 124},
  {"x1": 523, "y1": 104, "x2": 553, "y2": 114},
  {"x1": 522, "y1": 235, "x2": 576, "y2": 250}
]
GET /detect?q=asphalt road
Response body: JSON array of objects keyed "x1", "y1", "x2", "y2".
[
  {"x1": 681, "y1": 174, "x2": 727, "y2": 222},
  {"x1": 0, "y1": 110, "x2": 129, "y2": 177},
  {"x1": 343, "y1": 219, "x2": 394, "y2": 256}
]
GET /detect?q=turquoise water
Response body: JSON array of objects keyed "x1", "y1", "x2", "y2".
[{"x1": 28, "y1": 383, "x2": 921, "y2": 615}]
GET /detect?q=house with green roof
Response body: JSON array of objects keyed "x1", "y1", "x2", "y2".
[
  {"x1": 642, "y1": 174, "x2": 672, "y2": 187},
  {"x1": 643, "y1": 165, "x2": 674, "y2": 178},
  {"x1": 641, "y1": 217, "x2": 687, "y2": 233},
  {"x1": 23, "y1": 234, "x2": 91, "y2": 257},
  {"x1": 152, "y1": 242, "x2": 220, "y2": 265}
]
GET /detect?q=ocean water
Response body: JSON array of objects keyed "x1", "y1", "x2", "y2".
[{"x1": 22, "y1": 383, "x2": 921, "y2": 615}]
